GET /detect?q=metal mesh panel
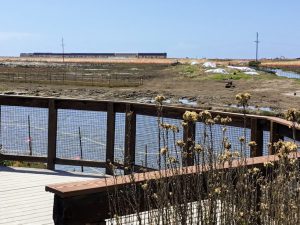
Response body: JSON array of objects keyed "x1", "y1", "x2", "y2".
[
  {"x1": 0, "y1": 105, "x2": 48, "y2": 156},
  {"x1": 135, "y1": 115, "x2": 183, "y2": 169},
  {"x1": 263, "y1": 131, "x2": 270, "y2": 156},
  {"x1": 161, "y1": 117, "x2": 184, "y2": 167},
  {"x1": 56, "y1": 109, "x2": 107, "y2": 162},
  {"x1": 195, "y1": 122, "x2": 251, "y2": 157},
  {"x1": 114, "y1": 113, "x2": 126, "y2": 164}
]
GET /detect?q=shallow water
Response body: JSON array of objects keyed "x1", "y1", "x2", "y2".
[
  {"x1": 228, "y1": 104, "x2": 273, "y2": 112},
  {"x1": 274, "y1": 69, "x2": 300, "y2": 79},
  {"x1": 178, "y1": 98, "x2": 197, "y2": 106}
]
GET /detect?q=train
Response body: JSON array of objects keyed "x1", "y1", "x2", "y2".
[{"x1": 20, "y1": 52, "x2": 167, "y2": 59}]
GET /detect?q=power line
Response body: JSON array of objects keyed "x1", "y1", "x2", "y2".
[
  {"x1": 254, "y1": 32, "x2": 259, "y2": 61},
  {"x1": 61, "y1": 37, "x2": 65, "y2": 62}
]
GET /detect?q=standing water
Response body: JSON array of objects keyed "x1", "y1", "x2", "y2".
[{"x1": 274, "y1": 69, "x2": 300, "y2": 79}]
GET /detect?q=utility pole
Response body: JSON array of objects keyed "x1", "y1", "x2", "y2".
[
  {"x1": 61, "y1": 37, "x2": 65, "y2": 63},
  {"x1": 254, "y1": 32, "x2": 259, "y2": 61}
]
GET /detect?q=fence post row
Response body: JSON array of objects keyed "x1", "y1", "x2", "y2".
[
  {"x1": 124, "y1": 104, "x2": 136, "y2": 174},
  {"x1": 47, "y1": 99, "x2": 58, "y2": 170},
  {"x1": 0, "y1": 72, "x2": 143, "y2": 87}
]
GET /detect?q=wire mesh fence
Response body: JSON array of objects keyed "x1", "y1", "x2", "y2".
[
  {"x1": 263, "y1": 130, "x2": 270, "y2": 156},
  {"x1": 56, "y1": 109, "x2": 107, "y2": 160},
  {"x1": 0, "y1": 72, "x2": 143, "y2": 87},
  {"x1": 0, "y1": 96, "x2": 299, "y2": 175},
  {"x1": 55, "y1": 109, "x2": 107, "y2": 172},
  {"x1": 114, "y1": 113, "x2": 126, "y2": 165},
  {"x1": 195, "y1": 122, "x2": 252, "y2": 157},
  {"x1": 0, "y1": 105, "x2": 48, "y2": 157},
  {"x1": 135, "y1": 115, "x2": 183, "y2": 169}
]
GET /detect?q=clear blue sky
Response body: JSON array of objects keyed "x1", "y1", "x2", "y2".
[{"x1": 0, "y1": 0, "x2": 299, "y2": 59}]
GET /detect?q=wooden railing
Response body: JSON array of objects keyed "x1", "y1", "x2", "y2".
[
  {"x1": 0, "y1": 95, "x2": 299, "y2": 175},
  {"x1": 0, "y1": 95, "x2": 299, "y2": 224}
]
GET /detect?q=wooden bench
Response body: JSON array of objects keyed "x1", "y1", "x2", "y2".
[{"x1": 46, "y1": 153, "x2": 300, "y2": 225}]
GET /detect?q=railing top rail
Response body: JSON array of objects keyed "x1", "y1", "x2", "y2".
[{"x1": 46, "y1": 152, "x2": 300, "y2": 198}]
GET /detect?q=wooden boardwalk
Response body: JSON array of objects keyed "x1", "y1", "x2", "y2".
[{"x1": 0, "y1": 166, "x2": 105, "y2": 225}]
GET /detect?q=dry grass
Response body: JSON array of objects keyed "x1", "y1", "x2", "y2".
[
  {"x1": 0, "y1": 57, "x2": 299, "y2": 114},
  {"x1": 0, "y1": 57, "x2": 206, "y2": 65},
  {"x1": 261, "y1": 60, "x2": 300, "y2": 68},
  {"x1": 1, "y1": 57, "x2": 299, "y2": 67}
]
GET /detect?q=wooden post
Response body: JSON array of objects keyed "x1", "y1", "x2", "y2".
[
  {"x1": 48, "y1": 99, "x2": 57, "y2": 170},
  {"x1": 269, "y1": 121, "x2": 283, "y2": 155},
  {"x1": 124, "y1": 104, "x2": 136, "y2": 174},
  {"x1": 105, "y1": 102, "x2": 115, "y2": 175},
  {"x1": 183, "y1": 121, "x2": 196, "y2": 166},
  {"x1": 250, "y1": 118, "x2": 263, "y2": 157}
]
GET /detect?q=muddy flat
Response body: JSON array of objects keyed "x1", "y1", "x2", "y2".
[{"x1": 0, "y1": 58, "x2": 299, "y2": 114}]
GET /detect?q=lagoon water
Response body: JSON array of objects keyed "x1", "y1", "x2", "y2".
[{"x1": 274, "y1": 69, "x2": 300, "y2": 79}]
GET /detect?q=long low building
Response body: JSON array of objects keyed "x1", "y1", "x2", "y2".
[{"x1": 20, "y1": 52, "x2": 167, "y2": 59}]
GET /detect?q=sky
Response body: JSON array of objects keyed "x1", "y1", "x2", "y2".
[{"x1": 0, "y1": 0, "x2": 299, "y2": 59}]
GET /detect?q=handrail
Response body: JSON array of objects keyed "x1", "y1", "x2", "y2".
[
  {"x1": 0, "y1": 95, "x2": 299, "y2": 174},
  {"x1": 0, "y1": 94, "x2": 297, "y2": 126},
  {"x1": 46, "y1": 152, "x2": 300, "y2": 198}
]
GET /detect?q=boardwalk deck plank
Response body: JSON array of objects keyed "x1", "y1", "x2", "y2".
[{"x1": 0, "y1": 166, "x2": 105, "y2": 225}]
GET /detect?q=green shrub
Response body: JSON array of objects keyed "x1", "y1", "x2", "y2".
[{"x1": 248, "y1": 60, "x2": 261, "y2": 68}]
